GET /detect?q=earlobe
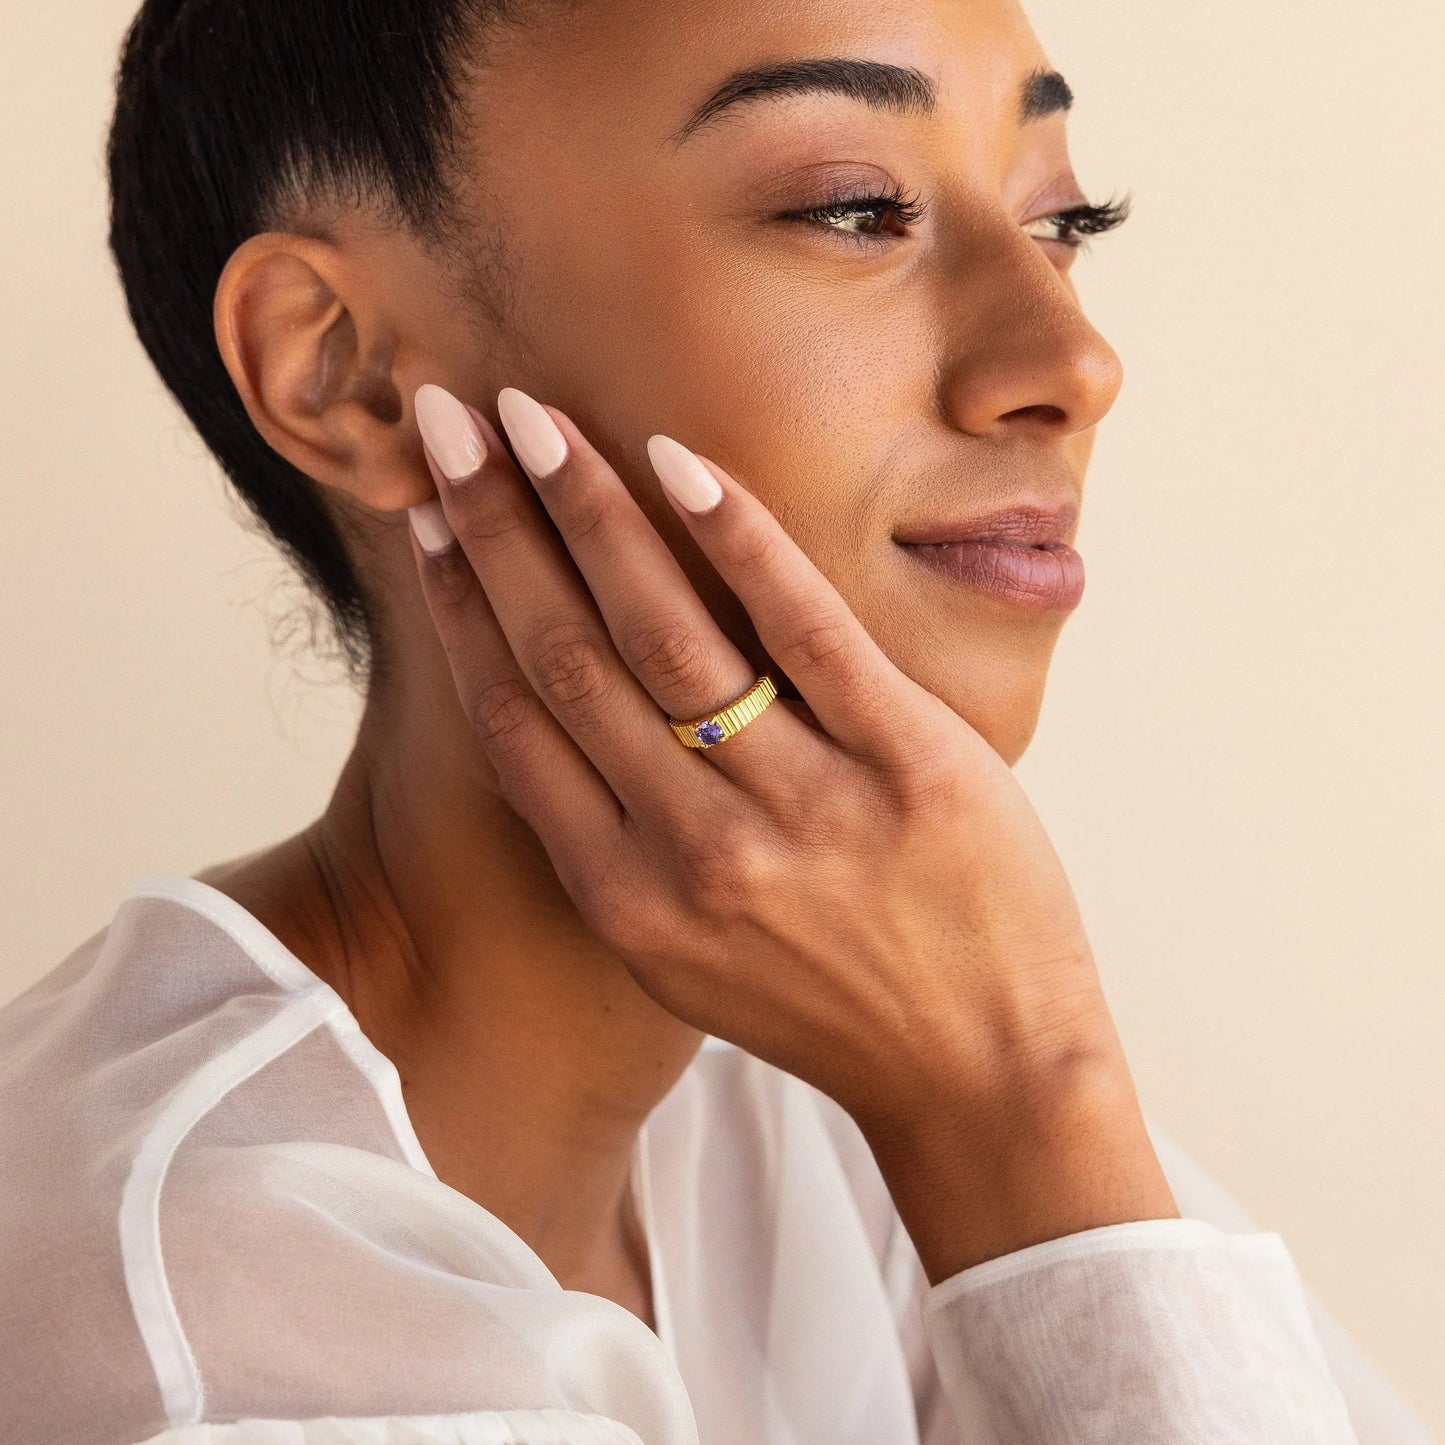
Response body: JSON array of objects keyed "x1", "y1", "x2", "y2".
[{"x1": 213, "y1": 231, "x2": 434, "y2": 513}]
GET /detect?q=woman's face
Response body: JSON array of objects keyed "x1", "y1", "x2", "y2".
[{"x1": 429, "y1": 0, "x2": 1123, "y2": 764}]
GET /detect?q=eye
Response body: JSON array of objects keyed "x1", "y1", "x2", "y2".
[
  {"x1": 1022, "y1": 191, "x2": 1134, "y2": 253},
  {"x1": 781, "y1": 183, "x2": 929, "y2": 246},
  {"x1": 783, "y1": 185, "x2": 1135, "y2": 255}
]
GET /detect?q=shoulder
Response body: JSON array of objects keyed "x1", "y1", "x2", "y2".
[
  {"x1": 0, "y1": 889, "x2": 294, "y2": 1444},
  {"x1": 0, "y1": 887, "x2": 661, "y2": 1437}
]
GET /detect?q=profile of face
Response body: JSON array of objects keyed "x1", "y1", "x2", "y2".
[{"x1": 220, "y1": 0, "x2": 1125, "y2": 768}]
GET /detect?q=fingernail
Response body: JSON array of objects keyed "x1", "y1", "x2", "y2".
[
  {"x1": 497, "y1": 387, "x2": 569, "y2": 478},
  {"x1": 415, "y1": 383, "x2": 486, "y2": 482},
  {"x1": 647, "y1": 434, "x2": 722, "y2": 514},
  {"x1": 408, "y1": 496, "x2": 456, "y2": 555}
]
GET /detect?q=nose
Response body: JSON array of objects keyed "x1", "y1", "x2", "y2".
[{"x1": 934, "y1": 226, "x2": 1125, "y2": 441}]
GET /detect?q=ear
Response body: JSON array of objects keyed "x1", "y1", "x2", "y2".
[{"x1": 213, "y1": 231, "x2": 435, "y2": 513}]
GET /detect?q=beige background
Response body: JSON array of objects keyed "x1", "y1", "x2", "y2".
[{"x1": 3, "y1": 0, "x2": 1441, "y2": 1433}]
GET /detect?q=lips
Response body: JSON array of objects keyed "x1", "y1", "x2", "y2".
[
  {"x1": 895, "y1": 499, "x2": 1085, "y2": 610},
  {"x1": 893, "y1": 499, "x2": 1079, "y2": 549}
]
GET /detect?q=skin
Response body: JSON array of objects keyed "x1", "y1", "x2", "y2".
[{"x1": 203, "y1": 0, "x2": 1169, "y2": 1333}]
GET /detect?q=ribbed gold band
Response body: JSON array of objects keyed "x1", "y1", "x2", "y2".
[{"x1": 668, "y1": 672, "x2": 779, "y2": 749}]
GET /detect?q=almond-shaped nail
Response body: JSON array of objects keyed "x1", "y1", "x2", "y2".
[
  {"x1": 497, "y1": 387, "x2": 569, "y2": 478},
  {"x1": 408, "y1": 496, "x2": 456, "y2": 555},
  {"x1": 415, "y1": 383, "x2": 486, "y2": 481},
  {"x1": 647, "y1": 434, "x2": 722, "y2": 514}
]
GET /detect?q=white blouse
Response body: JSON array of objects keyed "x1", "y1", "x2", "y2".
[{"x1": 0, "y1": 873, "x2": 1433, "y2": 1445}]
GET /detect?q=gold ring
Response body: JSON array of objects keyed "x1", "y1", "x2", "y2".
[{"x1": 668, "y1": 673, "x2": 778, "y2": 749}]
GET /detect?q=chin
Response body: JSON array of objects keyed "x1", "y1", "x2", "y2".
[
  {"x1": 910, "y1": 643, "x2": 1053, "y2": 768},
  {"x1": 990, "y1": 711, "x2": 1043, "y2": 768},
  {"x1": 934, "y1": 689, "x2": 1043, "y2": 766}
]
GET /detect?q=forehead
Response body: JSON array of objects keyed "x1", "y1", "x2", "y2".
[{"x1": 475, "y1": 0, "x2": 1054, "y2": 156}]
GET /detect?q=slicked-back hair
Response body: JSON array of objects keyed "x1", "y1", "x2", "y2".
[{"x1": 106, "y1": 0, "x2": 509, "y2": 691}]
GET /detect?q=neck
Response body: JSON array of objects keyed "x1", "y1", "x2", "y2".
[{"x1": 206, "y1": 652, "x2": 704, "y2": 1286}]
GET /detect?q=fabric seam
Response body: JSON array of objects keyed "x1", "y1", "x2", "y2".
[
  {"x1": 121, "y1": 876, "x2": 438, "y2": 1178},
  {"x1": 119, "y1": 985, "x2": 342, "y2": 1428},
  {"x1": 129, "y1": 1405, "x2": 649, "y2": 1445}
]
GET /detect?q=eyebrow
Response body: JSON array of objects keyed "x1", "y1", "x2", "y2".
[{"x1": 670, "y1": 58, "x2": 1073, "y2": 145}]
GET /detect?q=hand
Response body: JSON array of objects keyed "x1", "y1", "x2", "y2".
[
  {"x1": 408, "y1": 383, "x2": 1179, "y2": 1278},
  {"x1": 405, "y1": 381, "x2": 1119, "y2": 1123}
]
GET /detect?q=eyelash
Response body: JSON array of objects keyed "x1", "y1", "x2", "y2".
[{"x1": 785, "y1": 184, "x2": 1133, "y2": 252}]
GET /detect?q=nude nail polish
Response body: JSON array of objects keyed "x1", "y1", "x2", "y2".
[
  {"x1": 415, "y1": 383, "x2": 485, "y2": 481},
  {"x1": 497, "y1": 387, "x2": 569, "y2": 478},
  {"x1": 408, "y1": 496, "x2": 456, "y2": 555},
  {"x1": 647, "y1": 434, "x2": 722, "y2": 513}
]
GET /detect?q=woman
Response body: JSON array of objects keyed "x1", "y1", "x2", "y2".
[{"x1": 0, "y1": 0, "x2": 1433, "y2": 1441}]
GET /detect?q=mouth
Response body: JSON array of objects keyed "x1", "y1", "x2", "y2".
[{"x1": 894, "y1": 501, "x2": 1084, "y2": 611}]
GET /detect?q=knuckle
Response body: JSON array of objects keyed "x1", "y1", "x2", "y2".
[
  {"x1": 679, "y1": 822, "x2": 784, "y2": 916},
  {"x1": 557, "y1": 485, "x2": 613, "y2": 548},
  {"x1": 620, "y1": 616, "x2": 711, "y2": 694},
  {"x1": 466, "y1": 671, "x2": 542, "y2": 755},
  {"x1": 727, "y1": 833, "x2": 787, "y2": 897},
  {"x1": 883, "y1": 732, "x2": 967, "y2": 816},
  {"x1": 717, "y1": 517, "x2": 776, "y2": 574},
  {"x1": 531, "y1": 620, "x2": 616, "y2": 712},
  {"x1": 777, "y1": 614, "x2": 854, "y2": 673},
  {"x1": 455, "y1": 491, "x2": 528, "y2": 551}
]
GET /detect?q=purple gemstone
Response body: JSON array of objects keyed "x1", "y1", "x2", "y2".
[{"x1": 695, "y1": 720, "x2": 725, "y2": 746}]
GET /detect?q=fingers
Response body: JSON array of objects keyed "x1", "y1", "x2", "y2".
[
  {"x1": 492, "y1": 388, "x2": 828, "y2": 794},
  {"x1": 412, "y1": 385, "x2": 740, "y2": 828},
  {"x1": 643, "y1": 436, "x2": 935, "y2": 766},
  {"x1": 404, "y1": 453, "x2": 635, "y2": 906}
]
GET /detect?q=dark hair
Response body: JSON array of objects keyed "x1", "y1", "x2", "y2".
[{"x1": 106, "y1": 0, "x2": 509, "y2": 692}]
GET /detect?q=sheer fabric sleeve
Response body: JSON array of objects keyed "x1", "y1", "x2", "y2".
[
  {"x1": 133, "y1": 1408, "x2": 647, "y2": 1443},
  {"x1": 134, "y1": 1136, "x2": 699, "y2": 1445},
  {"x1": 884, "y1": 1116, "x2": 1434, "y2": 1445}
]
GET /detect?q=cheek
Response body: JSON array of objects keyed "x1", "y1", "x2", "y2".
[
  {"x1": 515, "y1": 217, "x2": 927, "y2": 567},
  {"x1": 496, "y1": 208, "x2": 1062, "y2": 751},
  {"x1": 638, "y1": 251, "x2": 922, "y2": 469}
]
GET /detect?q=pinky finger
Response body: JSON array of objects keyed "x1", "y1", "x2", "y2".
[{"x1": 406, "y1": 497, "x2": 634, "y2": 908}]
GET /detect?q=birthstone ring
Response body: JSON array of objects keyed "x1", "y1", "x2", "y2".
[{"x1": 668, "y1": 672, "x2": 779, "y2": 750}]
